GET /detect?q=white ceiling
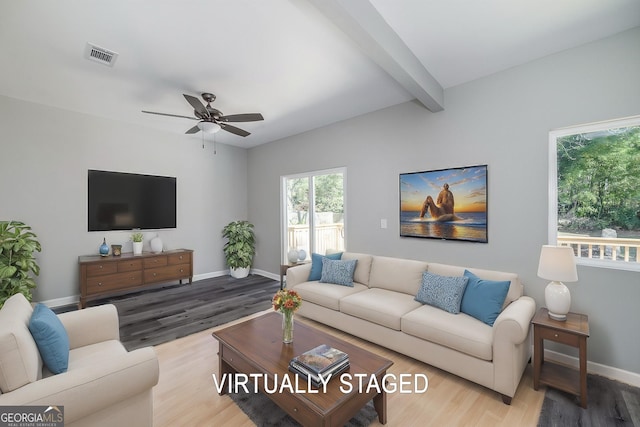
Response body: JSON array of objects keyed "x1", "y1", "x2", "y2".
[{"x1": 1, "y1": 0, "x2": 638, "y2": 148}]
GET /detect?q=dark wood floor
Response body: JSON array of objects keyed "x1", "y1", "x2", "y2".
[{"x1": 85, "y1": 274, "x2": 280, "y2": 350}]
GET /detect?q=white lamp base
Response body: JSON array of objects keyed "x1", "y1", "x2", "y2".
[{"x1": 545, "y1": 281, "x2": 571, "y2": 321}]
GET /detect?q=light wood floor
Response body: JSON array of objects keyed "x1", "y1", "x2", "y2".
[{"x1": 153, "y1": 310, "x2": 545, "y2": 426}]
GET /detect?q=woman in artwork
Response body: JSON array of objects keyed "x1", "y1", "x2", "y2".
[{"x1": 419, "y1": 183, "x2": 461, "y2": 221}]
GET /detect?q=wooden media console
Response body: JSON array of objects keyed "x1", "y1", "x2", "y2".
[{"x1": 78, "y1": 249, "x2": 193, "y2": 308}]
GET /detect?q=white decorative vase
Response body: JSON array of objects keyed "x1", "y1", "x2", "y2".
[
  {"x1": 287, "y1": 249, "x2": 299, "y2": 264},
  {"x1": 132, "y1": 241, "x2": 143, "y2": 255},
  {"x1": 230, "y1": 267, "x2": 250, "y2": 279},
  {"x1": 150, "y1": 234, "x2": 163, "y2": 253}
]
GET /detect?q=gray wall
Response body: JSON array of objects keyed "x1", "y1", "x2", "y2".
[
  {"x1": 247, "y1": 28, "x2": 640, "y2": 374},
  {"x1": 0, "y1": 95, "x2": 248, "y2": 304}
]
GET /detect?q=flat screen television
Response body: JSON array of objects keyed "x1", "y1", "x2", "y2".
[{"x1": 88, "y1": 170, "x2": 177, "y2": 231}]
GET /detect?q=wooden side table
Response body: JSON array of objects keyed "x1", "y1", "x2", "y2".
[
  {"x1": 279, "y1": 263, "x2": 307, "y2": 289},
  {"x1": 532, "y1": 307, "x2": 590, "y2": 408}
]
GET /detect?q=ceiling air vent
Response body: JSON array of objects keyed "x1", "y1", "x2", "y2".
[{"x1": 84, "y1": 42, "x2": 118, "y2": 67}]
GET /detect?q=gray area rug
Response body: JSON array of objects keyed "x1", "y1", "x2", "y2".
[
  {"x1": 229, "y1": 388, "x2": 377, "y2": 427},
  {"x1": 538, "y1": 374, "x2": 640, "y2": 426},
  {"x1": 86, "y1": 274, "x2": 280, "y2": 350}
]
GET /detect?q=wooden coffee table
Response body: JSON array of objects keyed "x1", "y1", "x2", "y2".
[{"x1": 212, "y1": 312, "x2": 393, "y2": 426}]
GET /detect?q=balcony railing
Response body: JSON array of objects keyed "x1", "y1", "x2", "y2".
[
  {"x1": 557, "y1": 235, "x2": 640, "y2": 263},
  {"x1": 287, "y1": 223, "x2": 344, "y2": 257}
]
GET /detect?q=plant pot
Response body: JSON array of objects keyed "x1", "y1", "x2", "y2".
[
  {"x1": 132, "y1": 241, "x2": 143, "y2": 255},
  {"x1": 230, "y1": 267, "x2": 250, "y2": 279}
]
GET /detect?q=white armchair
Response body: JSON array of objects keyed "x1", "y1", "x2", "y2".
[{"x1": 0, "y1": 293, "x2": 159, "y2": 427}]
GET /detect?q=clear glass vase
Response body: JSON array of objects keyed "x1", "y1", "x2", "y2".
[{"x1": 282, "y1": 310, "x2": 294, "y2": 344}]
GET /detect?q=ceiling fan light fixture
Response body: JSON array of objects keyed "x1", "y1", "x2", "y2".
[{"x1": 197, "y1": 121, "x2": 221, "y2": 134}]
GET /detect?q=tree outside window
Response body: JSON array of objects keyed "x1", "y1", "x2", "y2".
[{"x1": 551, "y1": 117, "x2": 640, "y2": 268}]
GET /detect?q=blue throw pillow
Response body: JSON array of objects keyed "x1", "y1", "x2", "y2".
[
  {"x1": 460, "y1": 270, "x2": 510, "y2": 326},
  {"x1": 415, "y1": 271, "x2": 469, "y2": 314},
  {"x1": 319, "y1": 258, "x2": 357, "y2": 287},
  {"x1": 308, "y1": 252, "x2": 342, "y2": 281},
  {"x1": 28, "y1": 304, "x2": 70, "y2": 374}
]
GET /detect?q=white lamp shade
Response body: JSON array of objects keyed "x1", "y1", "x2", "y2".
[
  {"x1": 197, "y1": 121, "x2": 221, "y2": 134},
  {"x1": 537, "y1": 245, "x2": 578, "y2": 282}
]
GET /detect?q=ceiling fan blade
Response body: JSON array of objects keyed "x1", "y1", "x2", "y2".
[
  {"x1": 219, "y1": 113, "x2": 264, "y2": 123},
  {"x1": 183, "y1": 94, "x2": 209, "y2": 118},
  {"x1": 221, "y1": 123, "x2": 250, "y2": 137},
  {"x1": 142, "y1": 110, "x2": 197, "y2": 120},
  {"x1": 185, "y1": 125, "x2": 201, "y2": 134}
]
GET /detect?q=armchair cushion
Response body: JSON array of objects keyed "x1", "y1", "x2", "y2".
[{"x1": 28, "y1": 304, "x2": 69, "y2": 374}]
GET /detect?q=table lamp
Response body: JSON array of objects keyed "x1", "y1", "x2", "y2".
[{"x1": 537, "y1": 245, "x2": 578, "y2": 321}]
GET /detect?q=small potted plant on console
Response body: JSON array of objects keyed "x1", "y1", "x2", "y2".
[{"x1": 131, "y1": 232, "x2": 144, "y2": 255}]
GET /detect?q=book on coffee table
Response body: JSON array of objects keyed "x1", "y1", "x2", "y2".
[
  {"x1": 289, "y1": 359, "x2": 350, "y2": 387},
  {"x1": 291, "y1": 344, "x2": 349, "y2": 375}
]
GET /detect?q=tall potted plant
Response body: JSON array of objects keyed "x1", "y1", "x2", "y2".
[
  {"x1": 222, "y1": 220, "x2": 256, "y2": 279},
  {"x1": 0, "y1": 221, "x2": 42, "y2": 307}
]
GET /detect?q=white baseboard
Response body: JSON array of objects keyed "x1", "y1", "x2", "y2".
[
  {"x1": 543, "y1": 348, "x2": 640, "y2": 388},
  {"x1": 251, "y1": 268, "x2": 279, "y2": 282}
]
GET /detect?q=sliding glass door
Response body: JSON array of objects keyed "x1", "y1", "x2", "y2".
[{"x1": 281, "y1": 168, "x2": 346, "y2": 263}]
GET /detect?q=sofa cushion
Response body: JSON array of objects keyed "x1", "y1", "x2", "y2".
[
  {"x1": 341, "y1": 253, "x2": 373, "y2": 287},
  {"x1": 427, "y1": 263, "x2": 522, "y2": 308},
  {"x1": 340, "y1": 288, "x2": 422, "y2": 330},
  {"x1": 0, "y1": 293, "x2": 43, "y2": 393},
  {"x1": 460, "y1": 270, "x2": 510, "y2": 327},
  {"x1": 320, "y1": 258, "x2": 357, "y2": 287},
  {"x1": 402, "y1": 305, "x2": 494, "y2": 361},
  {"x1": 29, "y1": 303, "x2": 70, "y2": 374},
  {"x1": 415, "y1": 272, "x2": 469, "y2": 314},
  {"x1": 369, "y1": 256, "x2": 429, "y2": 295},
  {"x1": 308, "y1": 252, "x2": 342, "y2": 281},
  {"x1": 292, "y1": 282, "x2": 368, "y2": 311}
]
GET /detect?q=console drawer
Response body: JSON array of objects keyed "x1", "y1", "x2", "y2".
[
  {"x1": 168, "y1": 252, "x2": 191, "y2": 265},
  {"x1": 143, "y1": 256, "x2": 167, "y2": 268},
  {"x1": 87, "y1": 271, "x2": 143, "y2": 294},
  {"x1": 117, "y1": 259, "x2": 143, "y2": 272},
  {"x1": 86, "y1": 262, "x2": 117, "y2": 277},
  {"x1": 145, "y1": 264, "x2": 190, "y2": 284}
]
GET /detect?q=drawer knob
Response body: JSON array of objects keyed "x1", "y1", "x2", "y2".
[
  {"x1": 554, "y1": 333, "x2": 559, "y2": 338},
  {"x1": 99, "y1": 265, "x2": 103, "y2": 269},
  {"x1": 180, "y1": 269, "x2": 184, "y2": 273},
  {"x1": 293, "y1": 408, "x2": 298, "y2": 412},
  {"x1": 179, "y1": 256, "x2": 183, "y2": 260},
  {"x1": 153, "y1": 273, "x2": 157, "y2": 277},
  {"x1": 230, "y1": 358, "x2": 233, "y2": 362},
  {"x1": 98, "y1": 282, "x2": 103, "y2": 286}
]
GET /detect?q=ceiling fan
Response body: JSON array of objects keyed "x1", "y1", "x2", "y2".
[{"x1": 142, "y1": 93, "x2": 264, "y2": 137}]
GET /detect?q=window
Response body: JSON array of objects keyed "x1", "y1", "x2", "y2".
[
  {"x1": 549, "y1": 116, "x2": 640, "y2": 271},
  {"x1": 281, "y1": 168, "x2": 346, "y2": 263}
]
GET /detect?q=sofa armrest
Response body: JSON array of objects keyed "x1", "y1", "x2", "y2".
[
  {"x1": 286, "y1": 263, "x2": 313, "y2": 288},
  {"x1": 492, "y1": 296, "x2": 536, "y2": 398},
  {"x1": 0, "y1": 346, "x2": 159, "y2": 424},
  {"x1": 493, "y1": 296, "x2": 536, "y2": 345},
  {"x1": 58, "y1": 304, "x2": 120, "y2": 349}
]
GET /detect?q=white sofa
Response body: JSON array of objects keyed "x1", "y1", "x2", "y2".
[
  {"x1": 0, "y1": 293, "x2": 159, "y2": 427},
  {"x1": 287, "y1": 252, "x2": 536, "y2": 403}
]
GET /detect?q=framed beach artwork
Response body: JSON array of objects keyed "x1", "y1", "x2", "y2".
[{"x1": 399, "y1": 164, "x2": 488, "y2": 243}]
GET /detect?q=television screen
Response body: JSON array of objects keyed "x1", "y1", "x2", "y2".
[{"x1": 88, "y1": 170, "x2": 177, "y2": 231}]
